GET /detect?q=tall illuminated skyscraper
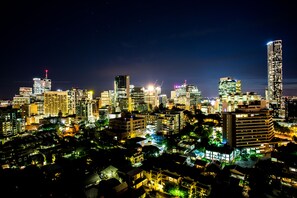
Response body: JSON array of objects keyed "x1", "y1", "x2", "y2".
[
  {"x1": 114, "y1": 75, "x2": 130, "y2": 111},
  {"x1": 33, "y1": 70, "x2": 51, "y2": 95},
  {"x1": 267, "y1": 40, "x2": 282, "y2": 117},
  {"x1": 218, "y1": 77, "x2": 241, "y2": 112},
  {"x1": 44, "y1": 90, "x2": 68, "y2": 117}
]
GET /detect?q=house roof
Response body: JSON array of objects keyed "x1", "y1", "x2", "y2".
[{"x1": 101, "y1": 165, "x2": 118, "y2": 175}]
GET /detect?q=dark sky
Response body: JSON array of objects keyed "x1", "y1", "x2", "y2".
[{"x1": 1, "y1": 0, "x2": 297, "y2": 99}]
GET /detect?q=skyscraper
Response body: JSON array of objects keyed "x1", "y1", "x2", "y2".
[
  {"x1": 114, "y1": 75, "x2": 130, "y2": 111},
  {"x1": 267, "y1": 40, "x2": 283, "y2": 117},
  {"x1": 222, "y1": 103, "x2": 274, "y2": 148},
  {"x1": 33, "y1": 70, "x2": 51, "y2": 95},
  {"x1": 218, "y1": 77, "x2": 241, "y2": 97},
  {"x1": 171, "y1": 81, "x2": 201, "y2": 110},
  {"x1": 218, "y1": 77, "x2": 241, "y2": 112},
  {"x1": 44, "y1": 90, "x2": 68, "y2": 117}
]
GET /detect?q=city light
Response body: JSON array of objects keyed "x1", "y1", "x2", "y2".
[{"x1": 147, "y1": 85, "x2": 154, "y2": 91}]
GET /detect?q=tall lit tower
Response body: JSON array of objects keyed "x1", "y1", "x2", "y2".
[
  {"x1": 114, "y1": 75, "x2": 130, "y2": 111},
  {"x1": 267, "y1": 40, "x2": 282, "y2": 117},
  {"x1": 33, "y1": 69, "x2": 51, "y2": 94},
  {"x1": 44, "y1": 90, "x2": 68, "y2": 117},
  {"x1": 44, "y1": 69, "x2": 51, "y2": 92}
]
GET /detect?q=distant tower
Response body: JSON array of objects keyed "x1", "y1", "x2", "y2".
[
  {"x1": 218, "y1": 77, "x2": 241, "y2": 112},
  {"x1": 33, "y1": 69, "x2": 51, "y2": 94},
  {"x1": 218, "y1": 77, "x2": 241, "y2": 97},
  {"x1": 43, "y1": 69, "x2": 51, "y2": 92},
  {"x1": 114, "y1": 75, "x2": 130, "y2": 111},
  {"x1": 267, "y1": 40, "x2": 282, "y2": 117}
]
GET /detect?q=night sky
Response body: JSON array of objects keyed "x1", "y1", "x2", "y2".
[{"x1": 1, "y1": 1, "x2": 297, "y2": 99}]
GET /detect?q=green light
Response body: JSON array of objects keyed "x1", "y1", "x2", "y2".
[{"x1": 169, "y1": 187, "x2": 186, "y2": 198}]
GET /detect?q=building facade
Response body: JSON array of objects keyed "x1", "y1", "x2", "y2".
[
  {"x1": 267, "y1": 40, "x2": 283, "y2": 117},
  {"x1": 130, "y1": 86, "x2": 146, "y2": 112},
  {"x1": 100, "y1": 90, "x2": 114, "y2": 108},
  {"x1": 222, "y1": 104, "x2": 274, "y2": 148},
  {"x1": 114, "y1": 75, "x2": 130, "y2": 112},
  {"x1": 0, "y1": 106, "x2": 24, "y2": 137},
  {"x1": 44, "y1": 91, "x2": 68, "y2": 117},
  {"x1": 218, "y1": 77, "x2": 241, "y2": 97},
  {"x1": 108, "y1": 117, "x2": 146, "y2": 140},
  {"x1": 171, "y1": 81, "x2": 201, "y2": 110}
]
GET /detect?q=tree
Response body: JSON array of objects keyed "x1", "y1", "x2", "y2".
[
  {"x1": 142, "y1": 145, "x2": 160, "y2": 158},
  {"x1": 273, "y1": 121, "x2": 291, "y2": 133},
  {"x1": 159, "y1": 103, "x2": 165, "y2": 111}
]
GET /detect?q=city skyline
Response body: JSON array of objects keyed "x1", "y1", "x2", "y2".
[{"x1": 1, "y1": 1, "x2": 297, "y2": 99}]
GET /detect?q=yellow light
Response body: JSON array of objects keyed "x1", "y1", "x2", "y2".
[{"x1": 148, "y1": 85, "x2": 154, "y2": 91}]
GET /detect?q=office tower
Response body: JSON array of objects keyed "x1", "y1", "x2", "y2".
[
  {"x1": 44, "y1": 90, "x2": 68, "y2": 117},
  {"x1": 100, "y1": 90, "x2": 114, "y2": 108},
  {"x1": 12, "y1": 95, "x2": 30, "y2": 107},
  {"x1": 0, "y1": 106, "x2": 24, "y2": 137},
  {"x1": 218, "y1": 77, "x2": 241, "y2": 97},
  {"x1": 171, "y1": 81, "x2": 201, "y2": 110},
  {"x1": 74, "y1": 89, "x2": 96, "y2": 121},
  {"x1": 220, "y1": 92, "x2": 265, "y2": 112},
  {"x1": 144, "y1": 85, "x2": 161, "y2": 111},
  {"x1": 108, "y1": 117, "x2": 146, "y2": 140},
  {"x1": 67, "y1": 88, "x2": 77, "y2": 115},
  {"x1": 43, "y1": 69, "x2": 51, "y2": 92},
  {"x1": 114, "y1": 75, "x2": 130, "y2": 111},
  {"x1": 285, "y1": 96, "x2": 297, "y2": 121},
  {"x1": 159, "y1": 94, "x2": 168, "y2": 107},
  {"x1": 218, "y1": 77, "x2": 241, "y2": 112},
  {"x1": 130, "y1": 86, "x2": 145, "y2": 112},
  {"x1": 267, "y1": 40, "x2": 283, "y2": 117},
  {"x1": 33, "y1": 78, "x2": 43, "y2": 95},
  {"x1": 222, "y1": 103, "x2": 274, "y2": 148},
  {"x1": 33, "y1": 70, "x2": 51, "y2": 95},
  {"x1": 19, "y1": 87, "x2": 32, "y2": 96}
]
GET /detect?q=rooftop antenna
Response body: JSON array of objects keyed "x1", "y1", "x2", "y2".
[{"x1": 45, "y1": 69, "x2": 48, "y2": 79}]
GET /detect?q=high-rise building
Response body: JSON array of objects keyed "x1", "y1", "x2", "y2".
[
  {"x1": 33, "y1": 70, "x2": 51, "y2": 95},
  {"x1": 0, "y1": 106, "x2": 24, "y2": 137},
  {"x1": 130, "y1": 86, "x2": 145, "y2": 112},
  {"x1": 218, "y1": 77, "x2": 241, "y2": 97},
  {"x1": 73, "y1": 89, "x2": 96, "y2": 121},
  {"x1": 218, "y1": 77, "x2": 242, "y2": 112},
  {"x1": 19, "y1": 87, "x2": 32, "y2": 96},
  {"x1": 285, "y1": 96, "x2": 297, "y2": 121},
  {"x1": 220, "y1": 92, "x2": 265, "y2": 112},
  {"x1": 100, "y1": 90, "x2": 114, "y2": 108},
  {"x1": 222, "y1": 103, "x2": 274, "y2": 149},
  {"x1": 144, "y1": 85, "x2": 161, "y2": 111},
  {"x1": 171, "y1": 81, "x2": 201, "y2": 110},
  {"x1": 114, "y1": 75, "x2": 130, "y2": 111},
  {"x1": 267, "y1": 40, "x2": 283, "y2": 117},
  {"x1": 12, "y1": 95, "x2": 30, "y2": 107},
  {"x1": 108, "y1": 117, "x2": 146, "y2": 140},
  {"x1": 67, "y1": 88, "x2": 77, "y2": 115},
  {"x1": 44, "y1": 90, "x2": 68, "y2": 117},
  {"x1": 159, "y1": 94, "x2": 168, "y2": 108}
]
